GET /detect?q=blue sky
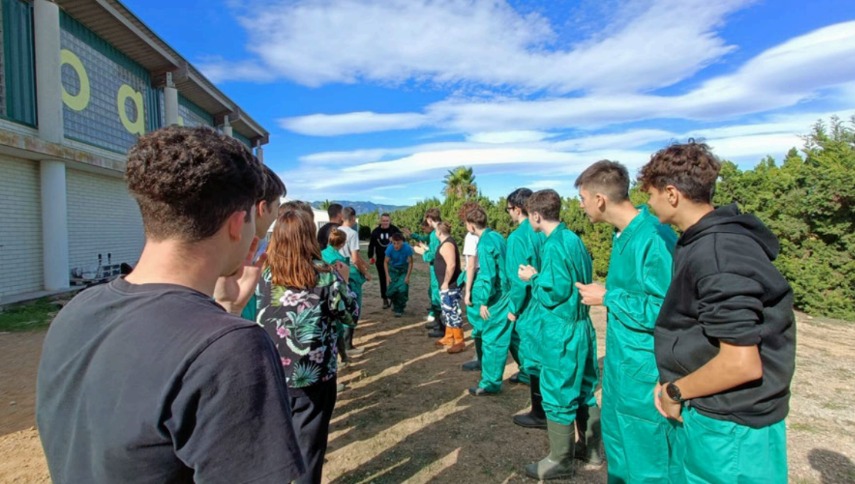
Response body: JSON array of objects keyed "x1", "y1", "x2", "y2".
[{"x1": 122, "y1": 0, "x2": 855, "y2": 203}]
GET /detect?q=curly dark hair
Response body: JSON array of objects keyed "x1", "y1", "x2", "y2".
[
  {"x1": 126, "y1": 126, "x2": 264, "y2": 241},
  {"x1": 638, "y1": 140, "x2": 721, "y2": 203},
  {"x1": 464, "y1": 206, "x2": 488, "y2": 229}
]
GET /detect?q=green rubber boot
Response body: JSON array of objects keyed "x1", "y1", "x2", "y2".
[
  {"x1": 462, "y1": 337, "x2": 482, "y2": 371},
  {"x1": 524, "y1": 420, "x2": 576, "y2": 480},
  {"x1": 575, "y1": 405, "x2": 605, "y2": 469}
]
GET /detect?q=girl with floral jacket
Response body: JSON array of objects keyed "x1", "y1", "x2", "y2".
[{"x1": 257, "y1": 205, "x2": 358, "y2": 484}]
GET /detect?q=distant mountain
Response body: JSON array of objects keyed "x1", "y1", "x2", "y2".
[{"x1": 311, "y1": 200, "x2": 410, "y2": 215}]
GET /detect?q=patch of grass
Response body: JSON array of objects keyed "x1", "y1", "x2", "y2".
[
  {"x1": 820, "y1": 400, "x2": 849, "y2": 411},
  {"x1": 0, "y1": 298, "x2": 58, "y2": 332}
]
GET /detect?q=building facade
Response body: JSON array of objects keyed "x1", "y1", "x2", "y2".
[{"x1": 0, "y1": 0, "x2": 269, "y2": 303}]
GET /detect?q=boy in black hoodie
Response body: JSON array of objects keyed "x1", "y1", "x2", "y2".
[{"x1": 638, "y1": 141, "x2": 795, "y2": 483}]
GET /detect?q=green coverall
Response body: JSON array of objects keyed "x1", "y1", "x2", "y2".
[
  {"x1": 411, "y1": 232, "x2": 442, "y2": 318},
  {"x1": 505, "y1": 218, "x2": 544, "y2": 384},
  {"x1": 600, "y1": 207, "x2": 677, "y2": 483},
  {"x1": 673, "y1": 407, "x2": 787, "y2": 484},
  {"x1": 528, "y1": 223, "x2": 597, "y2": 425},
  {"x1": 471, "y1": 228, "x2": 512, "y2": 393}
]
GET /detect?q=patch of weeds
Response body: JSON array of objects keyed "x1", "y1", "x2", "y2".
[{"x1": 0, "y1": 298, "x2": 58, "y2": 332}]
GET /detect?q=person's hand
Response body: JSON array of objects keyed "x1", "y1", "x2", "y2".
[
  {"x1": 405, "y1": 275, "x2": 410, "y2": 285},
  {"x1": 655, "y1": 383, "x2": 683, "y2": 422},
  {"x1": 465, "y1": 294, "x2": 472, "y2": 307},
  {"x1": 369, "y1": 257, "x2": 376, "y2": 265},
  {"x1": 518, "y1": 264, "x2": 537, "y2": 282},
  {"x1": 402, "y1": 228, "x2": 412, "y2": 237},
  {"x1": 508, "y1": 312, "x2": 517, "y2": 322},
  {"x1": 441, "y1": 284, "x2": 449, "y2": 291},
  {"x1": 334, "y1": 261, "x2": 350, "y2": 284},
  {"x1": 575, "y1": 282, "x2": 606, "y2": 306},
  {"x1": 413, "y1": 245, "x2": 426, "y2": 255},
  {"x1": 214, "y1": 237, "x2": 266, "y2": 314},
  {"x1": 480, "y1": 305, "x2": 490, "y2": 319}
]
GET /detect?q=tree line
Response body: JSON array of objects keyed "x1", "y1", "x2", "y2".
[{"x1": 357, "y1": 117, "x2": 854, "y2": 320}]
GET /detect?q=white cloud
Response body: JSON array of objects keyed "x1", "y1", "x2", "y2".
[
  {"x1": 279, "y1": 21, "x2": 855, "y2": 137},
  {"x1": 467, "y1": 130, "x2": 554, "y2": 144},
  {"x1": 204, "y1": 0, "x2": 748, "y2": 94},
  {"x1": 278, "y1": 111, "x2": 429, "y2": 136}
]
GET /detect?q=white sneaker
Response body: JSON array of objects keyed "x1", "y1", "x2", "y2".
[{"x1": 426, "y1": 314, "x2": 436, "y2": 322}]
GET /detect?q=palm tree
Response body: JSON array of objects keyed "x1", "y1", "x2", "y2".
[
  {"x1": 319, "y1": 199, "x2": 333, "y2": 210},
  {"x1": 442, "y1": 166, "x2": 478, "y2": 199}
]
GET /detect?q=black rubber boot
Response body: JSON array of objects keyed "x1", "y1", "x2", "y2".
[
  {"x1": 461, "y1": 337, "x2": 482, "y2": 371},
  {"x1": 575, "y1": 405, "x2": 605, "y2": 469},
  {"x1": 513, "y1": 375, "x2": 547, "y2": 429}
]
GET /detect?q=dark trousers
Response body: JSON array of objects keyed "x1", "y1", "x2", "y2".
[
  {"x1": 291, "y1": 378, "x2": 338, "y2": 484},
  {"x1": 375, "y1": 255, "x2": 388, "y2": 299}
]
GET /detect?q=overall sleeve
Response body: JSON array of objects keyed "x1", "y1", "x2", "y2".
[
  {"x1": 422, "y1": 233, "x2": 438, "y2": 264},
  {"x1": 505, "y1": 234, "x2": 530, "y2": 316},
  {"x1": 471, "y1": 243, "x2": 497, "y2": 307},
  {"x1": 410, "y1": 233, "x2": 430, "y2": 243},
  {"x1": 603, "y1": 242, "x2": 672, "y2": 332},
  {"x1": 530, "y1": 247, "x2": 573, "y2": 310}
]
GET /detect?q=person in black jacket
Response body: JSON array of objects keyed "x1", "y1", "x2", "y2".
[
  {"x1": 367, "y1": 213, "x2": 401, "y2": 308},
  {"x1": 638, "y1": 140, "x2": 795, "y2": 483}
]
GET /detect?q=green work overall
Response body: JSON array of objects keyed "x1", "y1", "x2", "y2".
[{"x1": 601, "y1": 207, "x2": 677, "y2": 483}]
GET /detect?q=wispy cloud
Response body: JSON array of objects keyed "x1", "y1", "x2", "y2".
[{"x1": 202, "y1": 0, "x2": 748, "y2": 94}]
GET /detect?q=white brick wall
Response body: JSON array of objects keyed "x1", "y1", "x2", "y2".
[
  {"x1": 67, "y1": 169, "x2": 144, "y2": 273},
  {"x1": 0, "y1": 156, "x2": 43, "y2": 298}
]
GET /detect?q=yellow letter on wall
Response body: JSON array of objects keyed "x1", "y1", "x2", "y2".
[
  {"x1": 117, "y1": 84, "x2": 145, "y2": 136},
  {"x1": 60, "y1": 49, "x2": 90, "y2": 111}
]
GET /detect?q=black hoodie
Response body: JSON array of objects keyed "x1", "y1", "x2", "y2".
[{"x1": 655, "y1": 204, "x2": 796, "y2": 428}]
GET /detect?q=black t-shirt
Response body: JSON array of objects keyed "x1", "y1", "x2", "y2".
[
  {"x1": 317, "y1": 222, "x2": 341, "y2": 251},
  {"x1": 36, "y1": 277, "x2": 305, "y2": 483},
  {"x1": 368, "y1": 224, "x2": 401, "y2": 259}
]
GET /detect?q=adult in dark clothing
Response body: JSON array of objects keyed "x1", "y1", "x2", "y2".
[
  {"x1": 639, "y1": 141, "x2": 795, "y2": 483},
  {"x1": 317, "y1": 203, "x2": 344, "y2": 250},
  {"x1": 36, "y1": 127, "x2": 304, "y2": 483},
  {"x1": 367, "y1": 212, "x2": 401, "y2": 308}
]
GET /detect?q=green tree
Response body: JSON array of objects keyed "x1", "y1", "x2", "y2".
[
  {"x1": 319, "y1": 199, "x2": 333, "y2": 210},
  {"x1": 442, "y1": 166, "x2": 478, "y2": 199}
]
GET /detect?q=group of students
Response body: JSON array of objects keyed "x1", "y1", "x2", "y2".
[
  {"x1": 381, "y1": 143, "x2": 796, "y2": 482},
  {"x1": 33, "y1": 125, "x2": 796, "y2": 484}
]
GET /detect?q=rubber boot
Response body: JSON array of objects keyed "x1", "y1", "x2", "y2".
[
  {"x1": 337, "y1": 329, "x2": 350, "y2": 365},
  {"x1": 462, "y1": 337, "x2": 482, "y2": 371},
  {"x1": 513, "y1": 375, "x2": 547, "y2": 429},
  {"x1": 574, "y1": 405, "x2": 605, "y2": 469},
  {"x1": 435, "y1": 326, "x2": 454, "y2": 347},
  {"x1": 447, "y1": 328, "x2": 466, "y2": 354},
  {"x1": 524, "y1": 420, "x2": 576, "y2": 480},
  {"x1": 344, "y1": 327, "x2": 364, "y2": 356}
]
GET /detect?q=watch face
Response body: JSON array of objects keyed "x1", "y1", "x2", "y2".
[{"x1": 666, "y1": 383, "x2": 682, "y2": 402}]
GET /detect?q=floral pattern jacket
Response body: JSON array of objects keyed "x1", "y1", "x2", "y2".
[{"x1": 257, "y1": 261, "x2": 359, "y2": 389}]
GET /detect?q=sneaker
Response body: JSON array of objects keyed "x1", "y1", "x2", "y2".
[
  {"x1": 382, "y1": 299, "x2": 390, "y2": 309},
  {"x1": 426, "y1": 314, "x2": 436, "y2": 323},
  {"x1": 394, "y1": 312, "x2": 402, "y2": 317},
  {"x1": 347, "y1": 346, "x2": 365, "y2": 357}
]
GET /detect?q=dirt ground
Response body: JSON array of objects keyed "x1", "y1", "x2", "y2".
[{"x1": 2, "y1": 259, "x2": 855, "y2": 483}]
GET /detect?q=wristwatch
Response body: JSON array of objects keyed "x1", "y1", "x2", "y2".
[{"x1": 665, "y1": 382, "x2": 684, "y2": 403}]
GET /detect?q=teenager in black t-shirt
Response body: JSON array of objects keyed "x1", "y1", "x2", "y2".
[
  {"x1": 36, "y1": 127, "x2": 304, "y2": 483},
  {"x1": 367, "y1": 212, "x2": 401, "y2": 308}
]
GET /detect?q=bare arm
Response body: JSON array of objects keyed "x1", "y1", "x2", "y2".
[{"x1": 657, "y1": 342, "x2": 763, "y2": 421}]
